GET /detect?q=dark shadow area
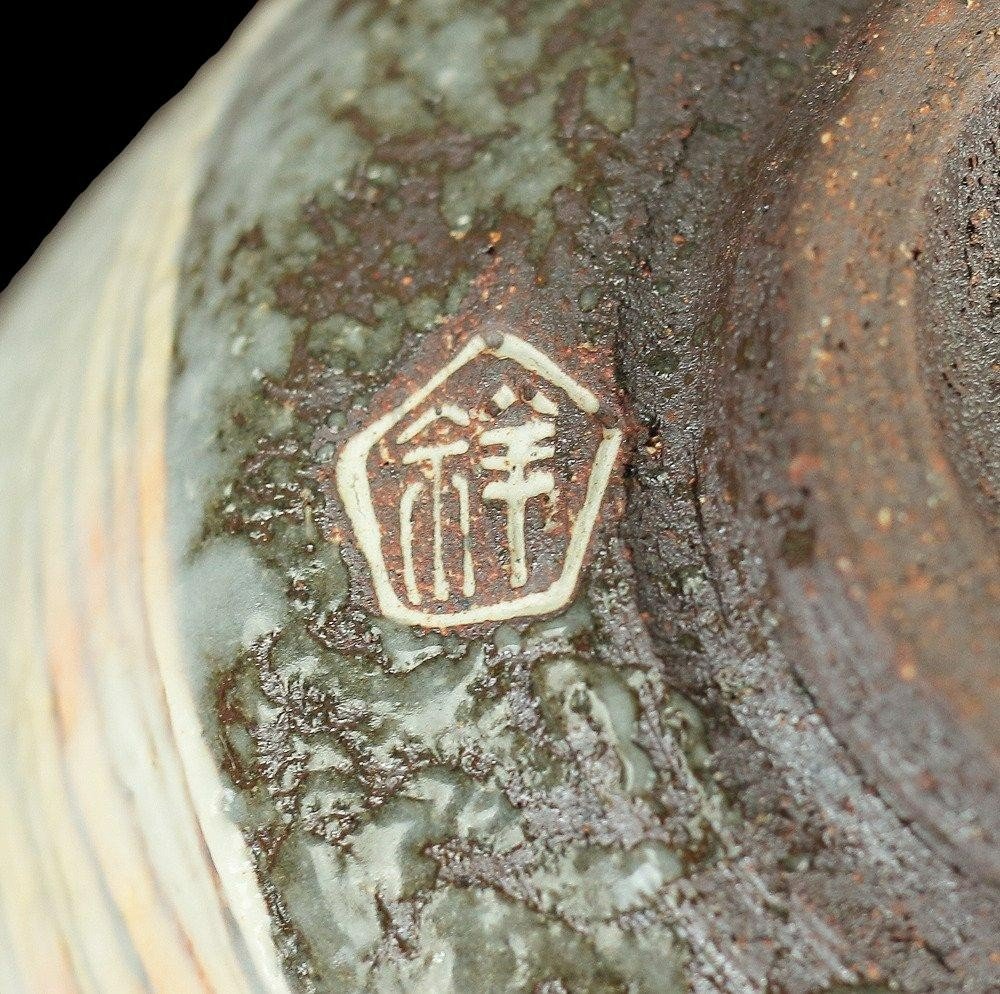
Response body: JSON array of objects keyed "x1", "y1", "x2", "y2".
[{"x1": 1, "y1": 3, "x2": 257, "y2": 291}]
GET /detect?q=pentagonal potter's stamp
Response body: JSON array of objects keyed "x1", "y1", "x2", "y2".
[{"x1": 333, "y1": 329, "x2": 628, "y2": 628}]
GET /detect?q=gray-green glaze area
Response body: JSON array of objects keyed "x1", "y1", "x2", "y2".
[
  {"x1": 168, "y1": 1, "x2": 998, "y2": 992},
  {"x1": 171, "y1": 3, "x2": 699, "y2": 990}
]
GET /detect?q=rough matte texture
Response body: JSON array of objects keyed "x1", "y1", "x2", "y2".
[{"x1": 166, "y1": 1, "x2": 999, "y2": 992}]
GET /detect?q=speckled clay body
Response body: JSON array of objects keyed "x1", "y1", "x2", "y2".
[{"x1": 1, "y1": 2, "x2": 997, "y2": 993}]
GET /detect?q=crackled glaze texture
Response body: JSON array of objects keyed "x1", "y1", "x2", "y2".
[
  {"x1": 1, "y1": 0, "x2": 994, "y2": 992},
  {"x1": 170, "y1": 4, "x2": 697, "y2": 989},
  {"x1": 162, "y1": 0, "x2": 1000, "y2": 992}
]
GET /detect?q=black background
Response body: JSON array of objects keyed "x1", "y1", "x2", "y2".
[{"x1": 1, "y1": 3, "x2": 257, "y2": 292}]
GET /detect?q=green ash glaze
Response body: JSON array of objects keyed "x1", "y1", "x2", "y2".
[{"x1": 168, "y1": 0, "x2": 869, "y2": 991}]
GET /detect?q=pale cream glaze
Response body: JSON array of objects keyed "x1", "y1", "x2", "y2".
[{"x1": 0, "y1": 3, "x2": 297, "y2": 990}]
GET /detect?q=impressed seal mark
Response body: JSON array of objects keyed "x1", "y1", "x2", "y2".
[{"x1": 335, "y1": 331, "x2": 625, "y2": 628}]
